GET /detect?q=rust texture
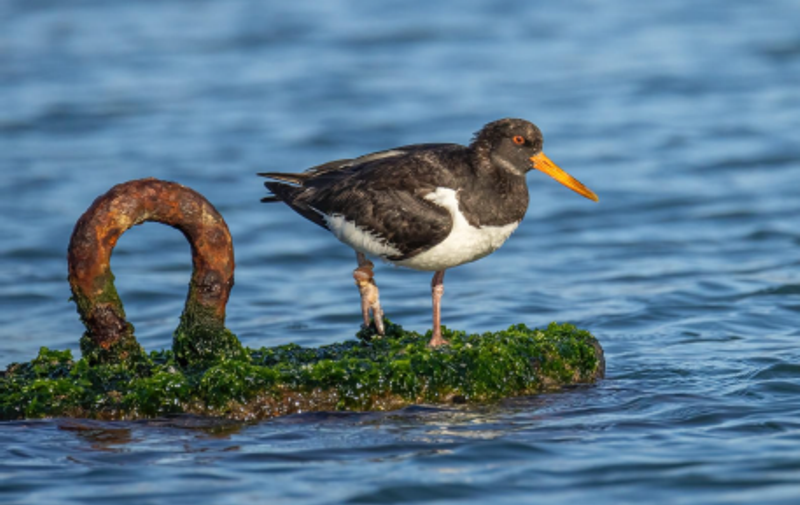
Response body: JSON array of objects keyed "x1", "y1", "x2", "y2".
[{"x1": 67, "y1": 178, "x2": 235, "y2": 355}]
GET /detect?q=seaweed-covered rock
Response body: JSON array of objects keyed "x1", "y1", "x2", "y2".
[{"x1": 0, "y1": 322, "x2": 604, "y2": 421}]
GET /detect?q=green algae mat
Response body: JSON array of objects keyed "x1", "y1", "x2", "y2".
[
  {"x1": 0, "y1": 179, "x2": 605, "y2": 421},
  {"x1": 1, "y1": 322, "x2": 603, "y2": 421}
]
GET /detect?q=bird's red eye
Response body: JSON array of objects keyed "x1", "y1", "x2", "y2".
[{"x1": 513, "y1": 135, "x2": 525, "y2": 145}]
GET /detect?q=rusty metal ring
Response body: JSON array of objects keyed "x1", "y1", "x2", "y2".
[{"x1": 68, "y1": 178, "x2": 235, "y2": 364}]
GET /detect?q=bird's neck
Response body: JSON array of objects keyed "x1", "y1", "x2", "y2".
[{"x1": 457, "y1": 150, "x2": 529, "y2": 228}]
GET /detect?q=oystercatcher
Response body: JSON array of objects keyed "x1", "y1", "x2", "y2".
[{"x1": 259, "y1": 118, "x2": 598, "y2": 347}]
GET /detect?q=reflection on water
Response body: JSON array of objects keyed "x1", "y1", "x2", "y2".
[
  {"x1": 59, "y1": 422, "x2": 135, "y2": 452},
  {"x1": 2, "y1": 0, "x2": 800, "y2": 503}
]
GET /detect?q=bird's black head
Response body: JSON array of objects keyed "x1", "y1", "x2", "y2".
[
  {"x1": 472, "y1": 118, "x2": 598, "y2": 202},
  {"x1": 472, "y1": 118, "x2": 544, "y2": 176}
]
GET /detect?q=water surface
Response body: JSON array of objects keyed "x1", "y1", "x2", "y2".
[{"x1": 2, "y1": 0, "x2": 800, "y2": 503}]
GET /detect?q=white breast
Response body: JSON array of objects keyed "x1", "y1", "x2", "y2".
[{"x1": 394, "y1": 187, "x2": 519, "y2": 272}]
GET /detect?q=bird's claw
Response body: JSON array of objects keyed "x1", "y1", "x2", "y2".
[
  {"x1": 354, "y1": 265, "x2": 385, "y2": 336},
  {"x1": 427, "y1": 332, "x2": 449, "y2": 348}
]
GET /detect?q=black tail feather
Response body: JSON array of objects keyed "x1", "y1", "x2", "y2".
[
  {"x1": 260, "y1": 181, "x2": 327, "y2": 229},
  {"x1": 260, "y1": 173, "x2": 303, "y2": 203},
  {"x1": 259, "y1": 174, "x2": 328, "y2": 229},
  {"x1": 262, "y1": 181, "x2": 300, "y2": 202}
]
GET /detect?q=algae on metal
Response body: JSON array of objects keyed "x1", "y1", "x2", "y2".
[
  {"x1": 173, "y1": 296, "x2": 248, "y2": 367},
  {"x1": 0, "y1": 321, "x2": 604, "y2": 421},
  {"x1": 70, "y1": 271, "x2": 148, "y2": 367}
]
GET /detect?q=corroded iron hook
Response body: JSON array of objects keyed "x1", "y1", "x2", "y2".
[{"x1": 68, "y1": 178, "x2": 236, "y2": 365}]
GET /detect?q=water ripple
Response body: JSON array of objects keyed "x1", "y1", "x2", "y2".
[{"x1": 3, "y1": 0, "x2": 800, "y2": 503}]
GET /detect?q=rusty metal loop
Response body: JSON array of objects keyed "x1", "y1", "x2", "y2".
[{"x1": 68, "y1": 178, "x2": 235, "y2": 363}]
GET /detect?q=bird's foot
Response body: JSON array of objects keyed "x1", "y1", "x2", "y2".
[
  {"x1": 427, "y1": 331, "x2": 449, "y2": 348},
  {"x1": 353, "y1": 265, "x2": 385, "y2": 336}
]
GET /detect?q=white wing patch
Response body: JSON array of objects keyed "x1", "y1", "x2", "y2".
[{"x1": 394, "y1": 187, "x2": 519, "y2": 271}]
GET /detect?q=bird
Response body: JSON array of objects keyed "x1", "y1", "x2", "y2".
[{"x1": 259, "y1": 118, "x2": 598, "y2": 347}]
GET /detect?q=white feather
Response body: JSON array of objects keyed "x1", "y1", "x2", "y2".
[{"x1": 322, "y1": 213, "x2": 402, "y2": 258}]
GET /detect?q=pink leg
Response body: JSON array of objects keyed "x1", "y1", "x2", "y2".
[
  {"x1": 428, "y1": 270, "x2": 449, "y2": 347},
  {"x1": 353, "y1": 252, "x2": 385, "y2": 335}
]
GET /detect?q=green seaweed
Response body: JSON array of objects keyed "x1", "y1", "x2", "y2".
[
  {"x1": 71, "y1": 272, "x2": 148, "y2": 367},
  {"x1": 173, "y1": 297, "x2": 248, "y2": 367},
  {"x1": 0, "y1": 322, "x2": 604, "y2": 421}
]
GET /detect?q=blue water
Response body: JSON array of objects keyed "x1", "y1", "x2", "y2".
[{"x1": 2, "y1": 0, "x2": 800, "y2": 503}]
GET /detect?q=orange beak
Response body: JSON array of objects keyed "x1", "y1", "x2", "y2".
[{"x1": 530, "y1": 152, "x2": 599, "y2": 202}]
